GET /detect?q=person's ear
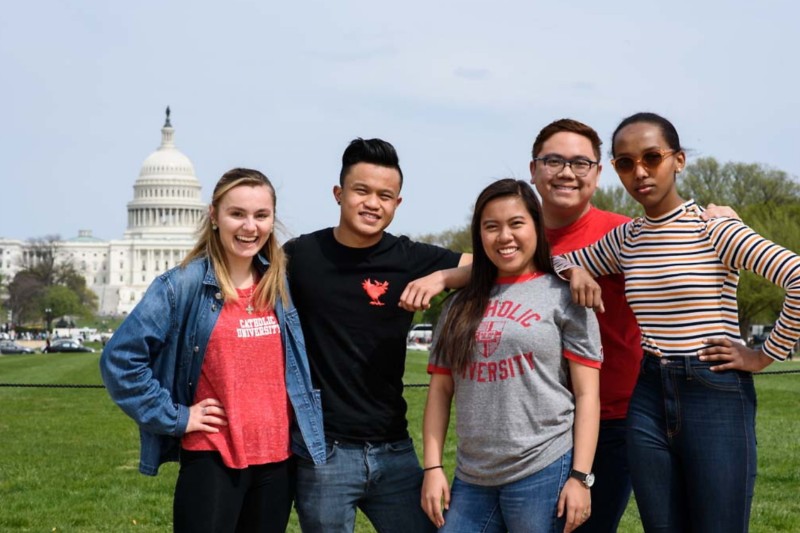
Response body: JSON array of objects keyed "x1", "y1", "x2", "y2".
[
  {"x1": 675, "y1": 151, "x2": 686, "y2": 174},
  {"x1": 333, "y1": 185, "x2": 342, "y2": 205}
]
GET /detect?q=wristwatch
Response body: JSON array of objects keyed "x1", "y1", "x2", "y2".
[{"x1": 569, "y1": 468, "x2": 595, "y2": 488}]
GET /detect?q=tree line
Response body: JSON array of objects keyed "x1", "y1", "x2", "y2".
[{"x1": 2, "y1": 236, "x2": 98, "y2": 330}]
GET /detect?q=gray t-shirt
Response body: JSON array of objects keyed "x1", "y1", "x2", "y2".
[{"x1": 429, "y1": 273, "x2": 602, "y2": 486}]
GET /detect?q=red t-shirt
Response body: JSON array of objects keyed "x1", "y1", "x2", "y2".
[
  {"x1": 547, "y1": 206, "x2": 643, "y2": 420},
  {"x1": 182, "y1": 286, "x2": 291, "y2": 468}
]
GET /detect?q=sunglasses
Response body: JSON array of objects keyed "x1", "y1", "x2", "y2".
[{"x1": 611, "y1": 149, "x2": 675, "y2": 175}]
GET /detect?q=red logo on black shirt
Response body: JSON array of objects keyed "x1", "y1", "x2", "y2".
[
  {"x1": 476, "y1": 321, "x2": 504, "y2": 358},
  {"x1": 362, "y1": 279, "x2": 389, "y2": 306}
]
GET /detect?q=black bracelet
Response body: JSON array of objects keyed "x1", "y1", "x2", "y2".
[{"x1": 423, "y1": 465, "x2": 443, "y2": 472}]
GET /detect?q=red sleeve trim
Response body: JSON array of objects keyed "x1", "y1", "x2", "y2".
[
  {"x1": 427, "y1": 364, "x2": 452, "y2": 375},
  {"x1": 564, "y1": 349, "x2": 602, "y2": 369}
]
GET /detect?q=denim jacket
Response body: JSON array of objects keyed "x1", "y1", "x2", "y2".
[{"x1": 100, "y1": 255, "x2": 325, "y2": 475}]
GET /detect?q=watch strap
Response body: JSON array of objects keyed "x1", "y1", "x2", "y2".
[{"x1": 569, "y1": 468, "x2": 594, "y2": 487}]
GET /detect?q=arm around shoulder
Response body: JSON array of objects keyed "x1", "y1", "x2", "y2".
[{"x1": 399, "y1": 255, "x2": 473, "y2": 312}]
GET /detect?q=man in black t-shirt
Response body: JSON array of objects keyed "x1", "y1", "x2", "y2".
[{"x1": 286, "y1": 138, "x2": 470, "y2": 532}]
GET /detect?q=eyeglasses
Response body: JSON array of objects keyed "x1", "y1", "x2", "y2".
[
  {"x1": 611, "y1": 149, "x2": 675, "y2": 176},
  {"x1": 532, "y1": 156, "x2": 599, "y2": 177}
]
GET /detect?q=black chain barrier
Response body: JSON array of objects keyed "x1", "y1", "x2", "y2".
[
  {"x1": 1, "y1": 369, "x2": 799, "y2": 389},
  {"x1": 0, "y1": 383, "x2": 106, "y2": 389}
]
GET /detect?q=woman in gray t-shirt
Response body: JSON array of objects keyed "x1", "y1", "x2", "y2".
[{"x1": 421, "y1": 179, "x2": 602, "y2": 533}]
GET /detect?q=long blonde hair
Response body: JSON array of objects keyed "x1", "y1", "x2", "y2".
[{"x1": 182, "y1": 168, "x2": 288, "y2": 309}]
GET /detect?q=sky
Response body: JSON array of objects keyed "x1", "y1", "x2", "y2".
[{"x1": 2, "y1": 0, "x2": 799, "y2": 243}]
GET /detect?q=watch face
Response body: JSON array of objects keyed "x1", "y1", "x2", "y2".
[{"x1": 585, "y1": 473, "x2": 596, "y2": 488}]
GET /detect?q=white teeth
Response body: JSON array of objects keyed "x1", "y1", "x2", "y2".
[
  {"x1": 498, "y1": 247, "x2": 518, "y2": 254},
  {"x1": 236, "y1": 236, "x2": 257, "y2": 243}
]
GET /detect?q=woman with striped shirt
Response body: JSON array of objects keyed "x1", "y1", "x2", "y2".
[{"x1": 564, "y1": 112, "x2": 800, "y2": 533}]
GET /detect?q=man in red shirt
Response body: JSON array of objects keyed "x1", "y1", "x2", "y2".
[{"x1": 529, "y1": 119, "x2": 640, "y2": 532}]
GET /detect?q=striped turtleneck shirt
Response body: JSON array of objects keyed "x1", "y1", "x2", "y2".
[{"x1": 564, "y1": 200, "x2": 800, "y2": 361}]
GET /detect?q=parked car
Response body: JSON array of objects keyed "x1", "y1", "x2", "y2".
[
  {"x1": 0, "y1": 340, "x2": 36, "y2": 354},
  {"x1": 407, "y1": 323, "x2": 434, "y2": 351},
  {"x1": 407, "y1": 323, "x2": 433, "y2": 343},
  {"x1": 749, "y1": 333, "x2": 769, "y2": 351},
  {"x1": 87, "y1": 332, "x2": 113, "y2": 343},
  {"x1": 42, "y1": 339, "x2": 96, "y2": 354}
]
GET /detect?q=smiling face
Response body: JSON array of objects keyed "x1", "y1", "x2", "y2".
[
  {"x1": 529, "y1": 131, "x2": 602, "y2": 228},
  {"x1": 333, "y1": 162, "x2": 403, "y2": 248},
  {"x1": 210, "y1": 184, "x2": 274, "y2": 272},
  {"x1": 612, "y1": 122, "x2": 685, "y2": 218},
  {"x1": 480, "y1": 195, "x2": 538, "y2": 278}
]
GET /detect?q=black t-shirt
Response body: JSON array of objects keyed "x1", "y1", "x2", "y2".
[{"x1": 284, "y1": 228, "x2": 461, "y2": 442}]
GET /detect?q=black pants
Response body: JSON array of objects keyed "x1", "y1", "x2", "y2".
[
  {"x1": 173, "y1": 450, "x2": 295, "y2": 533},
  {"x1": 577, "y1": 418, "x2": 632, "y2": 532}
]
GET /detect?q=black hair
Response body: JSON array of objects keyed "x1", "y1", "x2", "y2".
[
  {"x1": 533, "y1": 118, "x2": 603, "y2": 161},
  {"x1": 611, "y1": 112, "x2": 682, "y2": 157},
  {"x1": 339, "y1": 138, "x2": 404, "y2": 188}
]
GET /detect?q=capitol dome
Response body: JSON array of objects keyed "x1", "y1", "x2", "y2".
[
  {"x1": 125, "y1": 108, "x2": 207, "y2": 239},
  {"x1": 139, "y1": 140, "x2": 195, "y2": 177}
]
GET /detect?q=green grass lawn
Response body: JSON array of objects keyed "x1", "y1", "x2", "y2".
[{"x1": 1, "y1": 351, "x2": 798, "y2": 532}]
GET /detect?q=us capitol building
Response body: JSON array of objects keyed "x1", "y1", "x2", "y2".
[{"x1": 0, "y1": 109, "x2": 206, "y2": 316}]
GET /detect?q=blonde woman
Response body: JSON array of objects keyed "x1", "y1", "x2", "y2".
[{"x1": 101, "y1": 168, "x2": 324, "y2": 532}]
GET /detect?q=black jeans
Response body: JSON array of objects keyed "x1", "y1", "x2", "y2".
[
  {"x1": 173, "y1": 450, "x2": 295, "y2": 533},
  {"x1": 577, "y1": 418, "x2": 632, "y2": 532}
]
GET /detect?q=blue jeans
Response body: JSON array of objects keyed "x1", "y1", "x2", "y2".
[
  {"x1": 295, "y1": 437, "x2": 435, "y2": 533},
  {"x1": 441, "y1": 450, "x2": 572, "y2": 533},
  {"x1": 577, "y1": 418, "x2": 632, "y2": 533},
  {"x1": 627, "y1": 355, "x2": 757, "y2": 533}
]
